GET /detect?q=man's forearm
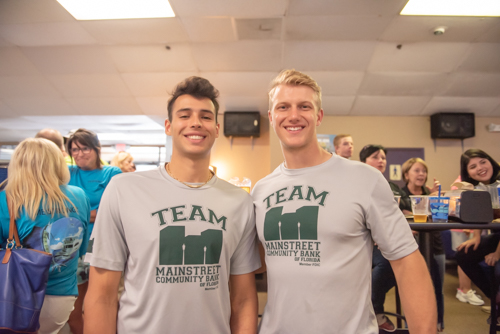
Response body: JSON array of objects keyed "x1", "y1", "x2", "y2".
[
  {"x1": 84, "y1": 292, "x2": 118, "y2": 334},
  {"x1": 230, "y1": 273, "x2": 258, "y2": 334},
  {"x1": 390, "y1": 250, "x2": 437, "y2": 334},
  {"x1": 84, "y1": 267, "x2": 121, "y2": 334}
]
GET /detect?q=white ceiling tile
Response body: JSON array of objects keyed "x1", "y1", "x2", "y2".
[
  {"x1": 0, "y1": 47, "x2": 40, "y2": 75},
  {"x1": 457, "y1": 43, "x2": 500, "y2": 72},
  {"x1": 285, "y1": 16, "x2": 392, "y2": 41},
  {"x1": 304, "y1": 71, "x2": 364, "y2": 95},
  {"x1": 80, "y1": 18, "x2": 189, "y2": 44},
  {"x1": 219, "y1": 96, "x2": 269, "y2": 114},
  {"x1": 122, "y1": 72, "x2": 198, "y2": 96},
  {"x1": 181, "y1": 18, "x2": 236, "y2": 43},
  {"x1": 321, "y1": 96, "x2": 356, "y2": 115},
  {"x1": 368, "y1": 42, "x2": 470, "y2": 72},
  {"x1": 350, "y1": 96, "x2": 431, "y2": 116},
  {"x1": 284, "y1": 41, "x2": 376, "y2": 71},
  {"x1": 106, "y1": 45, "x2": 197, "y2": 72},
  {"x1": 358, "y1": 72, "x2": 449, "y2": 96},
  {"x1": 236, "y1": 18, "x2": 281, "y2": 40},
  {"x1": 421, "y1": 97, "x2": 500, "y2": 116},
  {"x1": 0, "y1": 76, "x2": 60, "y2": 98},
  {"x1": 476, "y1": 21, "x2": 500, "y2": 43},
  {"x1": 66, "y1": 97, "x2": 144, "y2": 115},
  {"x1": 380, "y1": 16, "x2": 499, "y2": 43},
  {"x1": 0, "y1": 22, "x2": 97, "y2": 46},
  {"x1": 0, "y1": 0, "x2": 74, "y2": 24},
  {"x1": 47, "y1": 74, "x2": 132, "y2": 98},
  {"x1": 135, "y1": 97, "x2": 169, "y2": 116},
  {"x1": 442, "y1": 73, "x2": 500, "y2": 97},
  {"x1": 0, "y1": 36, "x2": 12, "y2": 47},
  {"x1": 201, "y1": 72, "x2": 276, "y2": 97},
  {"x1": 0, "y1": 100, "x2": 14, "y2": 117},
  {"x1": 169, "y1": 0, "x2": 287, "y2": 17},
  {"x1": 21, "y1": 46, "x2": 117, "y2": 75},
  {"x1": 288, "y1": 0, "x2": 407, "y2": 16},
  {"x1": 192, "y1": 41, "x2": 282, "y2": 71},
  {"x1": 3, "y1": 97, "x2": 77, "y2": 115}
]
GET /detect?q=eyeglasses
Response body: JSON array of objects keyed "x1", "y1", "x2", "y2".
[{"x1": 71, "y1": 147, "x2": 92, "y2": 155}]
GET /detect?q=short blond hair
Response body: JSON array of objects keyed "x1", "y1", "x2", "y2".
[
  {"x1": 3, "y1": 138, "x2": 75, "y2": 220},
  {"x1": 402, "y1": 157, "x2": 429, "y2": 184},
  {"x1": 110, "y1": 151, "x2": 133, "y2": 172},
  {"x1": 268, "y1": 69, "x2": 322, "y2": 110},
  {"x1": 333, "y1": 134, "x2": 351, "y2": 148}
]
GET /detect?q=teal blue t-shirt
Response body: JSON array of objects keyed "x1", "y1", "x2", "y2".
[
  {"x1": 0, "y1": 186, "x2": 90, "y2": 296},
  {"x1": 68, "y1": 165, "x2": 121, "y2": 236}
]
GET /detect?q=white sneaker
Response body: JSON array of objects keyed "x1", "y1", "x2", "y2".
[{"x1": 456, "y1": 289, "x2": 485, "y2": 306}]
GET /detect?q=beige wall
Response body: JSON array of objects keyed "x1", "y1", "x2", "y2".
[
  {"x1": 211, "y1": 115, "x2": 270, "y2": 187},
  {"x1": 270, "y1": 116, "x2": 500, "y2": 190}
]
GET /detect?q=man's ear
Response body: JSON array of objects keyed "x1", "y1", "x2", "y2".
[
  {"x1": 316, "y1": 108, "x2": 324, "y2": 126},
  {"x1": 165, "y1": 118, "x2": 172, "y2": 136}
]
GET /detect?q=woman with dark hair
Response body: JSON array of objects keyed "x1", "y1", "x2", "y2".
[
  {"x1": 456, "y1": 149, "x2": 500, "y2": 323},
  {"x1": 359, "y1": 145, "x2": 403, "y2": 332},
  {"x1": 460, "y1": 148, "x2": 500, "y2": 186},
  {"x1": 0, "y1": 138, "x2": 89, "y2": 334},
  {"x1": 66, "y1": 128, "x2": 121, "y2": 334}
]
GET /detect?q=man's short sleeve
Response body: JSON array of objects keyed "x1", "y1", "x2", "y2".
[
  {"x1": 229, "y1": 203, "x2": 261, "y2": 275},
  {"x1": 365, "y1": 174, "x2": 418, "y2": 261},
  {"x1": 87, "y1": 179, "x2": 128, "y2": 271}
]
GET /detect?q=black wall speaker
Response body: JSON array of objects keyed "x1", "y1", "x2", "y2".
[
  {"x1": 223, "y1": 112, "x2": 260, "y2": 137},
  {"x1": 430, "y1": 112, "x2": 475, "y2": 139}
]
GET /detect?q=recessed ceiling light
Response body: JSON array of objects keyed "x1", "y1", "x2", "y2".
[
  {"x1": 57, "y1": 0, "x2": 175, "y2": 20},
  {"x1": 401, "y1": 0, "x2": 500, "y2": 17}
]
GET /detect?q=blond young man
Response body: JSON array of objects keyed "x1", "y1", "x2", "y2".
[
  {"x1": 251, "y1": 70, "x2": 437, "y2": 333},
  {"x1": 84, "y1": 77, "x2": 260, "y2": 334},
  {"x1": 333, "y1": 134, "x2": 354, "y2": 159}
]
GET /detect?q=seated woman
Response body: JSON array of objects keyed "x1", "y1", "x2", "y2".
[
  {"x1": 359, "y1": 145, "x2": 403, "y2": 332},
  {"x1": 399, "y1": 157, "x2": 444, "y2": 332},
  {"x1": 0, "y1": 138, "x2": 90, "y2": 334},
  {"x1": 456, "y1": 149, "x2": 500, "y2": 323},
  {"x1": 110, "y1": 151, "x2": 135, "y2": 173}
]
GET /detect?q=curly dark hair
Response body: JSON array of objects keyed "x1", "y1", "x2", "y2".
[
  {"x1": 460, "y1": 149, "x2": 500, "y2": 185},
  {"x1": 167, "y1": 76, "x2": 220, "y2": 122}
]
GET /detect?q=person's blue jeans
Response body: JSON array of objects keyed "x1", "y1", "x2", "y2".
[{"x1": 371, "y1": 246, "x2": 396, "y2": 314}]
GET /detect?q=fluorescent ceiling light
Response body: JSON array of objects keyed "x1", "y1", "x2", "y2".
[
  {"x1": 401, "y1": 0, "x2": 500, "y2": 17},
  {"x1": 57, "y1": 0, "x2": 175, "y2": 20}
]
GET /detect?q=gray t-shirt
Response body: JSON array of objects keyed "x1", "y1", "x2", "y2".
[
  {"x1": 252, "y1": 155, "x2": 417, "y2": 334},
  {"x1": 88, "y1": 166, "x2": 261, "y2": 334}
]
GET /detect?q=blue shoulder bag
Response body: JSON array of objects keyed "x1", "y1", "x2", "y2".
[{"x1": 0, "y1": 197, "x2": 52, "y2": 333}]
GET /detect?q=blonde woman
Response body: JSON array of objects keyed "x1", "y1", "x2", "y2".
[
  {"x1": 400, "y1": 157, "x2": 444, "y2": 332},
  {"x1": 0, "y1": 138, "x2": 90, "y2": 334},
  {"x1": 110, "y1": 151, "x2": 135, "y2": 173}
]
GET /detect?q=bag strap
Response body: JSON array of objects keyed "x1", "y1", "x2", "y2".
[{"x1": 2, "y1": 196, "x2": 21, "y2": 264}]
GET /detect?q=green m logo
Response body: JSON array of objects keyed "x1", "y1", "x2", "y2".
[
  {"x1": 159, "y1": 226, "x2": 223, "y2": 265},
  {"x1": 263, "y1": 206, "x2": 318, "y2": 241}
]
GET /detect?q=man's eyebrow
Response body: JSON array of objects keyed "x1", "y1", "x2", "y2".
[{"x1": 176, "y1": 108, "x2": 214, "y2": 114}]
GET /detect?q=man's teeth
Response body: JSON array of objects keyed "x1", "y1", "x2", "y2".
[
  {"x1": 287, "y1": 127, "x2": 302, "y2": 131},
  {"x1": 188, "y1": 135, "x2": 203, "y2": 139}
]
